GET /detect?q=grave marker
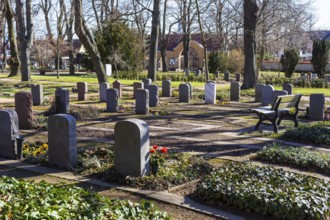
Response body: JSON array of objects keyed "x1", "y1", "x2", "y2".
[
  {"x1": 230, "y1": 81, "x2": 240, "y2": 101},
  {"x1": 77, "y1": 82, "x2": 88, "y2": 101},
  {"x1": 179, "y1": 84, "x2": 190, "y2": 102},
  {"x1": 113, "y1": 80, "x2": 122, "y2": 98},
  {"x1": 261, "y1": 85, "x2": 274, "y2": 106},
  {"x1": 162, "y1": 80, "x2": 172, "y2": 97},
  {"x1": 55, "y1": 88, "x2": 70, "y2": 114},
  {"x1": 135, "y1": 89, "x2": 149, "y2": 114},
  {"x1": 99, "y1": 82, "x2": 109, "y2": 102},
  {"x1": 146, "y1": 84, "x2": 159, "y2": 107},
  {"x1": 133, "y1": 82, "x2": 144, "y2": 98},
  {"x1": 0, "y1": 110, "x2": 19, "y2": 159},
  {"x1": 15, "y1": 92, "x2": 33, "y2": 129},
  {"x1": 31, "y1": 84, "x2": 43, "y2": 105},
  {"x1": 106, "y1": 88, "x2": 119, "y2": 112},
  {"x1": 205, "y1": 82, "x2": 216, "y2": 104},
  {"x1": 310, "y1": 94, "x2": 325, "y2": 121},
  {"x1": 255, "y1": 84, "x2": 265, "y2": 102},
  {"x1": 283, "y1": 83, "x2": 293, "y2": 95}
]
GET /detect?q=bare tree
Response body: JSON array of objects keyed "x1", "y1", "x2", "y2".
[
  {"x1": 6, "y1": 0, "x2": 20, "y2": 77},
  {"x1": 16, "y1": 0, "x2": 33, "y2": 81},
  {"x1": 147, "y1": 0, "x2": 160, "y2": 81},
  {"x1": 0, "y1": 1, "x2": 5, "y2": 40},
  {"x1": 67, "y1": 0, "x2": 75, "y2": 75},
  {"x1": 242, "y1": 0, "x2": 258, "y2": 89},
  {"x1": 74, "y1": 0, "x2": 107, "y2": 83}
]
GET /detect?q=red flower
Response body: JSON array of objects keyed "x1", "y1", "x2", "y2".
[
  {"x1": 153, "y1": 145, "x2": 159, "y2": 150},
  {"x1": 150, "y1": 148, "x2": 156, "y2": 154},
  {"x1": 160, "y1": 147, "x2": 168, "y2": 154}
]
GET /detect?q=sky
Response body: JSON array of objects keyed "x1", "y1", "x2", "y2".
[{"x1": 314, "y1": 0, "x2": 330, "y2": 30}]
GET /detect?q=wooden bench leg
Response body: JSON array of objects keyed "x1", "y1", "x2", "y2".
[
  {"x1": 272, "y1": 120, "x2": 278, "y2": 133},
  {"x1": 254, "y1": 119, "x2": 263, "y2": 131},
  {"x1": 293, "y1": 115, "x2": 299, "y2": 127}
]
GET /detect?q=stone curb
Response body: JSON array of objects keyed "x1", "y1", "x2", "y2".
[{"x1": 0, "y1": 158, "x2": 246, "y2": 220}]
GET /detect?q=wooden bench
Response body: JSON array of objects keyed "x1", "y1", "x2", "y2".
[{"x1": 252, "y1": 94, "x2": 302, "y2": 133}]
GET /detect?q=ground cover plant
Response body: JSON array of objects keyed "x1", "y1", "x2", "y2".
[
  {"x1": 281, "y1": 121, "x2": 330, "y2": 148},
  {"x1": 196, "y1": 162, "x2": 330, "y2": 220},
  {"x1": 22, "y1": 143, "x2": 212, "y2": 191},
  {"x1": 253, "y1": 143, "x2": 330, "y2": 175},
  {"x1": 0, "y1": 176, "x2": 169, "y2": 219}
]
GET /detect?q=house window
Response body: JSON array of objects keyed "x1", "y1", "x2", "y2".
[{"x1": 169, "y1": 58, "x2": 176, "y2": 65}]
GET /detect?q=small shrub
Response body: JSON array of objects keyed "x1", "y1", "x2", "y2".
[
  {"x1": 196, "y1": 162, "x2": 330, "y2": 220},
  {"x1": 280, "y1": 48, "x2": 300, "y2": 78},
  {"x1": 70, "y1": 106, "x2": 100, "y2": 119},
  {"x1": 254, "y1": 143, "x2": 330, "y2": 175}
]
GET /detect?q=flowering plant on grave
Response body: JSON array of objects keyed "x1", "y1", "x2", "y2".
[
  {"x1": 149, "y1": 145, "x2": 168, "y2": 174},
  {"x1": 325, "y1": 110, "x2": 330, "y2": 120}
]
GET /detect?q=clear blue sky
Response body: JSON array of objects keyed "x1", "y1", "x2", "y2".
[{"x1": 314, "y1": 0, "x2": 330, "y2": 29}]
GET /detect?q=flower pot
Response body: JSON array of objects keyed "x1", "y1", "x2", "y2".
[
  {"x1": 151, "y1": 163, "x2": 159, "y2": 176},
  {"x1": 16, "y1": 135, "x2": 25, "y2": 160}
]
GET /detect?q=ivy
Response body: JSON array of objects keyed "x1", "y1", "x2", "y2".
[
  {"x1": 0, "y1": 176, "x2": 169, "y2": 219},
  {"x1": 196, "y1": 163, "x2": 330, "y2": 220},
  {"x1": 254, "y1": 144, "x2": 330, "y2": 175}
]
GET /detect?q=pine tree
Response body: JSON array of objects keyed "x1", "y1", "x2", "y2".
[{"x1": 311, "y1": 40, "x2": 330, "y2": 79}]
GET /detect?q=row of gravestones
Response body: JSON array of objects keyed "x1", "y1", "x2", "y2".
[
  {"x1": 301, "y1": 73, "x2": 330, "y2": 83},
  {"x1": 184, "y1": 69, "x2": 241, "y2": 82},
  {"x1": 255, "y1": 83, "x2": 326, "y2": 121},
  {"x1": 0, "y1": 111, "x2": 151, "y2": 177}
]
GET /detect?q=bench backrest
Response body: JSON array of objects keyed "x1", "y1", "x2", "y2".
[{"x1": 271, "y1": 94, "x2": 302, "y2": 111}]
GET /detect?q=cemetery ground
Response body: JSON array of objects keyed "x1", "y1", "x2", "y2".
[{"x1": 0, "y1": 71, "x2": 329, "y2": 219}]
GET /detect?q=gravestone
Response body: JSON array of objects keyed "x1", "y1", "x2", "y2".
[
  {"x1": 133, "y1": 82, "x2": 144, "y2": 98},
  {"x1": 205, "y1": 82, "x2": 216, "y2": 104},
  {"x1": 185, "y1": 70, "x2": 190, "y2": 77},
  {"x1": 48, "y1": 114, "x2": 77, "y2": 170},
  {"x1": 143, "y1": 78, "x2": 152, "y2": 87},
  {"x1": 230, "y1": 81, "x2": 240, "y2": 101},
  {"x1": 186, "y1": 82, "x2": 193, "y2": 99},
  {"x1": 113, "y1": 80, "x2": 122, "y2": 98},
  {"x1": 255, "y1": 84, "x2": 265, "y2": 102},
  {"x1": 77, "y1": 82, "x2": 88, "y2": 101},
  {"x1": 31, "y1": 84, "x2": 43, "y2": 105},
  {"x1": 235, "y1": 73, "x2": 241, "y2": 82},
  {"x1": 135, "y1": 89, "x2": 149, "y2": 114},
  {"x1": 99, "y1": 82, "x2": 110, "y2": 102},
  {"x1": 179, "y1": 84, "x2": 190, "y2": 103},
  {"x1": 146, "y1": 84, "x2": 159, "y2": 107},
  {"x1": 162, "y1": 80, "x2": 172, "y2": 97},
  {"x1": 272, "y1": 90, "x2": 288, "y2": 103},
  {"x1": 283, "y1": 83, "x2": 293, "y2": 95},
  {"x1": 105, "y1": 64, "x2": 112, "y2": 76},
  {"x1": 196, "y1": 70, "x2": 201, "y2": 77},
  {"x1": 311, "y1": 73, "x2": 318, "y2": 80},
  {"x1": 215, "y1": 70, "x2": 219, "y2": 78},
  {"x1": 55, "y1": 88, "x2": 70, "y2": 114},
  {"x1": 0, "y1": 110, "x2": 19, "y2": 159},
  {"x1": 310, "y1": 94, "x2": 325, "y2": 121},
  {"x1": 15, "y1": 92, "x2": 33, "y2": 129},
  {"x1": 224, "y1": 70, "x2": 230, "y2": 81},
  {"x1": 261, "y1": 85, "x2": 275, "y2": 106},
  {"x1": 106, "y1": 88, "x2": 119, "y2": 112},
  {"x1": 114, "y1": 119, "x2": 150, "y2": 176},
  {"x1": 325, "y1": 75, "x2": 330, "y2": 82}
]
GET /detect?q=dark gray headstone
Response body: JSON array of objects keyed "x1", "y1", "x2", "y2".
[
  {"x1": 55, "y1": 88, "x2": 70, "y2": 114},
  {"x1": 0, "y1": 110, "x2": 19, "y2": 159},
  {"x1": 133, "y1": 82, "x2": 144, "y2": 98},
  {"x1": 77, "y1": 82, "x2": 88, "y2": 101},
  {"x1": 272, "y1": 90, "x2": 288, "y2": 103},
  {"x1": 205, "y1": 82, "x2": 216, "y2": 104},
  {"x1": 255, "y1": 84, "x2": 265, "y2": 102},
  {"x1": 235, "y1": 73, "x2": 241, "y2": 82},
  {"x1": 224, "y1": 70, "x2": 230, "y2": 81},
  {"x1": 310, "y1": 94, "x2": 325, "y2": 121},
  {"x1": 261, "y1": 85, "x2": 275, "y2": 106},
  {"x1": 215, "y1": 70, "x2": 219, "y2": 78},
  {"x1": 99, "y1": 82, "x2": 109, "y2": 102},
  {"x1": 114, "y1": 119, "x2": 150, "y2": 176},
  {"x1": 146, "y1": 85, "x2": 159, "y2": 107},
  {"x1": 311, "y1": 73, "x2": 318, "y2": 80},
  {"x1": 186, "y1": 82, "x2": 193, "y2": 99},
  {"x1": 48, "y1": 114, "x2": 77, "y2": 170},
  {"x1": 15, "y1": 92, "x2": 33, "y2": 129},
  {"x1": 106, "y1": 88, "x2": 119, "y2": 112},
  {"x1": 31, "y1": 84, "x2": 43, "y2": 105},
  {"x1": 283, "y1": 83, "x2": 293, "y2": 95},
  {"x1": 196, "y1": 70, "x2": 201, "y2": 77},
  {"x1": 179, "y1": 84, "x2": 190, "y2": 103},
  {"x1": 230, "y1": 81, "x2": 240, "y2": 101},
  {"x1": 143, "y1": 78, "x2": 152, "y2": 87},
  {"x1": 325, "y1": 75, "x2": 330, "y2": 82},
  {"x1": 135, "y1": 89, "x2": 149, "y2": 114},
  {"x1": 113, "y1": 80, "x2": 122, "y2": 98},
  {"x1": 162, "y1": 80, "x2": 172, "y2": 97}
]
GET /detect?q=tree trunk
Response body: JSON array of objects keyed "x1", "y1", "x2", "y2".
[
  {"x1": 6, "y1": 0, "x2": 20, "y2": 77},
  {"x1": 41, "y1": 0, "x2": 53, "y2": 40},
  {"x1": 74, "y1": 0, "x2": 107, "y2": 83},
  {"x1": 160, "y1": 0, "x2": 168, "y2": 72},
  {"x1": 147, "y1": 0, "x2": 160, "y2": 81},
  {"x1": 16, "y1": 0, "x2": 32, "y2": 82},
  {"x1": 242, "y1": 0, "x2": 258, "y2": 89},
  {"x1": 0, "y1": 1, "x2": 5, "y2": 40}
]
